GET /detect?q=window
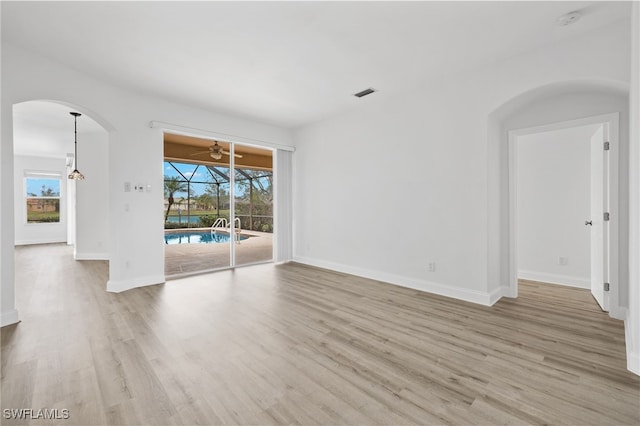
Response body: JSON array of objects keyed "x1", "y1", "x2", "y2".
[{"x1": 25, "y1": 176, "x2": 61, "y2": 223}]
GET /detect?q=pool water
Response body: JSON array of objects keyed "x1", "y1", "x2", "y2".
[
  {"x1": 165, "y1": 215, "x2": 202, "y2": 224},
  {"x1": 164, "y1": 231, "x2": 248, "y2": 245}
]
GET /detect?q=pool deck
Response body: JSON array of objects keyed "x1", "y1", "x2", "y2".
[{"x1": 164, "y1": 228, "x2": 273, "y2": 276}]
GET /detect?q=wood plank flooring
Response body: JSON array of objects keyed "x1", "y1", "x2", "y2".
[{"x1": 2, "y1": 243, "x2": 639, "y2": 425}]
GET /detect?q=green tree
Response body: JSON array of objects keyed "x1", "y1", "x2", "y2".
[
  {"x1": 205, "y1": 182, "x2": 230, "y2": 210},
  {"x1": 164, "y1": 177, "x2": 188, "y2": 221},
  {"x1": 195, "y1": 193, "x2": 215, "y2": 210},
  {"x1": 40, "y1": 185, "x2": 57, "y2": 196},
  {"x1": 235, "y1": 171, "x2": 272, "y2": 204},
  {"x1": 38, "y1": 185, "x2": 58, "y2": 213},
  {"x1": 234, "y1": 171, "x2": 273, "y2": 230}
]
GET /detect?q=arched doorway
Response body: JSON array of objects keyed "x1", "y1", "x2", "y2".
[
  {"x1": 13, "y1": 100, "x2": 111, "y2": 258},
  {"x1": 487, "y1": 80, "x2": 629, "y2": 319}
]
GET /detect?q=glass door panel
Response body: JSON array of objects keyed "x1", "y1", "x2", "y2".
[
  {"x1": 233, "y1": 145, "x2": 274, "y2": 267},
  {"x1": 163, "y1": 136, "x2": 275, "y2": 276},
  {"x1": 163, "y1": 145, "x2": 233, "y2": 275}
]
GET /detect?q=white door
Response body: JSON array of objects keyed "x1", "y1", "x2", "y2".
[{"x1": 589, "y1": 124, "x2": 609, "y2": 311}]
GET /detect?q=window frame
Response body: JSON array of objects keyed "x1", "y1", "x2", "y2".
[{"x1": 24, "y1": 172, "x2": 63, "y2": 225}]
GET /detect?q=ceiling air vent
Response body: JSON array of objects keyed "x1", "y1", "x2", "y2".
[{"x1": 354, "y1": 88, "x2": 376, "y2": 98}]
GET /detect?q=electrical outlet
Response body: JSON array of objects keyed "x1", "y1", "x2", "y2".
[
  {"x1": 558, "y1": 256, "x2": 568, "y2": 265},
  {"x1": 428, "y1": 262, "x2": 436, "y2": 272}
]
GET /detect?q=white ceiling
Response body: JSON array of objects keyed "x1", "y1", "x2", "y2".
[
  {"x1": 13, "y1": 101, "x2": 104, "y2": 158},
  {"x1": 2, "y1": 1, "x2": 631, "y2": 130}
]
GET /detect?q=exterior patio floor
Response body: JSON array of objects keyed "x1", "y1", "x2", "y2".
[{"x1": 164, "y1": 229, "x2": 273, "y2": 276}]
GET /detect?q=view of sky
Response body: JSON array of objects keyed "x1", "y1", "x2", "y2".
[
  {"x1": 164, "y1": 162, "x2": 271, "y2": 198},
  {"x1": 25, "y1": 177, "x2": 60, "y2": 197}
]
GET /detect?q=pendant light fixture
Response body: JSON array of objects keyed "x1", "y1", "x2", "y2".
[{"x1": 68, "y1": 112, "x2": 85, "y2": 180}]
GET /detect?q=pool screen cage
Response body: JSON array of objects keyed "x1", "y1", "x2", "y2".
[{"x1": 164, "y1": 161, "x2": 273, "y2": 232}]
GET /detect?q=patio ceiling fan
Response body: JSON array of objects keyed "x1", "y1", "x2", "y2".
[{"x1": 190, "y1": 141, "x2": 243, "y2": 160}]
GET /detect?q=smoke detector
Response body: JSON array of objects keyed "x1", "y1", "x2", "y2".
[{"x1": 556, "y1": 11, "x2": 582, "y2": 27}]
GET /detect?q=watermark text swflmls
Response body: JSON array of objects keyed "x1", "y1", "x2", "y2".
[{"x1": 3, "y1": 408, "x2": 70, "y2": 420}]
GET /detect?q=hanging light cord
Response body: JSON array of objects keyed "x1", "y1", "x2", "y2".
[
  {"x1": 68, "y1": 112, "x2": 84, "y2": 180},
  {"x1": 74, "y1": 114, "x2": 78, "y2": 166}
]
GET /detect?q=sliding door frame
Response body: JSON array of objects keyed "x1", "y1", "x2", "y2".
[{"x1": 157, "y1": 122, "x2": 292, "y2": 276}]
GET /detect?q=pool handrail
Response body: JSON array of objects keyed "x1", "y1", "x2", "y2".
[
  {"x1": 211, "y1": 217, "x2": 228, "y2": 232},
  {"x1": 233, "y1": 217, "x2": 242, "y2": 243}
]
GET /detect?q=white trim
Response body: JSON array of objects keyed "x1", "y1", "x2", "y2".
[
  {"x1": 518, "y1": 270, "x2": 590, "y2": 289},
  {"x1": 609, "y1": 306, "x2": 627, "y2": 322},
  {"x1": 605, "y1": 118, "x2": 620, "y2": 314},
  {"x1": 508, "y1": 113, "x2": 619, "y2": 138},
  {"x1": 488, "y1": 286, "x2": 510, "y2": 305},
  {"x1": 627, "y1": 1, "x2": 640, "y2": 378},
  {"x1": 150, "y1": 121, "x2": 295, "y2": 152},
  {"x1": 15, "y1": 237, "x2": 66, "y2": 245},
  {"x1": 294, "y1": 256, "x2": 501, "y2": 306},
  {"x1": 1, "y1": 309, "x2": 20, "y2": 327},
  {"x1": 508, "y1": 113, "x2": 621, "y2": 317},
  {"x1": 625, "y1": 314, "x2": 640, "y2": 375},
  {"x1": 229, "y1": 142, "x2": 236, "y2": 267},
  {"x1": 508, "y1": 131, "x2": 519, "y2": 298},
  {"x1": 628, "y1": 349, "x2": 640, "y2": 375},
  {"x1": 74, "y1": 252, "x2": 109, "y2": 261},
  {"x1": 106, "y1": 274, "x2": 165, "y2": 293}
]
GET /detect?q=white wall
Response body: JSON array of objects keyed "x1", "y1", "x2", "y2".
[
  {"x1": 626, "y1": 1, "x2": 639, "y2": 375},
  {"x1": 293, "y1": 22, "x2": 630, "y2": 305},
  {"x1": 13, "y1": 155, "x2": 67, "y2": 245},
  {"x1": 74, "y1": 131, "x2": 109, "y2": 260},
  {"x1": 517, "y1": 125, "x2": 596, "y2": 288},
  {"x1": 1, "y1": 41, "x2": 293, "y2": 325},
  {"x1": 0, "y1": 4, "x2": 17, "y2": 327}
]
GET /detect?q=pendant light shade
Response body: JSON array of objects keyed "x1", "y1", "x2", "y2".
[{"x1": 68, "y1": 112, "x2": 84, "y2": 180}]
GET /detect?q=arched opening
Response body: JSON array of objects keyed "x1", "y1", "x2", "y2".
[
  {"x1": 12, "y1": 99, "x2": 111, "y2": 259},
  {"x1": 487, "y1": 80, "x2": 629, "y2": 320}
]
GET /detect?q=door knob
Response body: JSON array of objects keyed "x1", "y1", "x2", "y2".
[{"x1": 585, "y1": 220, "x2": 593, "y2": 226}]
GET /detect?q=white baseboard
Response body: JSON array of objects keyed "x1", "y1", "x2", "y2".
[
  {"x1": 1, "y1": 309, "x2": 20, "y2": 327},
  {"x1": 610, "y1": 306, "x2": 628, "y2": 321},
  {"x1": 15, "y1": 238, "x2": 66, "y2": 246},
  {"x1": 488, "y1": 286, "x2": 511, "y2": 305},
  {"x1": 625, "y1": 314, "x2": 640, "y2": 376},
  {"x1": 628, "y1": 350, "x2": 640, "y2": 376},
  {"x1": 518, "y1": 270, "x2": 590, "y2": 289},
  {"x1": 293, "y1": 256, "x2": 498, "y2": 306},
  {"x1": 74, "y1": 252, "x2": 109, "y2": 261},
  {"x1": 107, "y1": 274, "x2": 165, "y2": 293}
]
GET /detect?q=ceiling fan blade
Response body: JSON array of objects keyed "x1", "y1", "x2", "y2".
[
  {"x1": 190, "y1": 150, "x2": 211, "y2": 156},
  {"x1": 221, "y1": 149, "x2": 243, "y2": 158}
]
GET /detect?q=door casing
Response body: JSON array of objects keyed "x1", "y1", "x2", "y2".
[{"x1": 507, "y1": 113, "x2": 622, "y2": 318}]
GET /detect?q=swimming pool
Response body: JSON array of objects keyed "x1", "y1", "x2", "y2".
[
  {"x1": 164, "y1": 230, "x2": 248, "y2": 245},
  {"x1": 166, "y1": 215, "x2": 202, "y2": 224}
]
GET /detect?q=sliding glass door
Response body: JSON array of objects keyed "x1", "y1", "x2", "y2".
[
  {"x1": 163, "y1": 135, "x2": 274, "y2": 276},
  {"x1": 232, "y1": 145, "x2": 274, "y2": 267},
  {"x1": 163, "y1": 159, "x2": 232, "y2": 275}
]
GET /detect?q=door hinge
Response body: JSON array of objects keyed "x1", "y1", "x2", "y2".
[
  {"x1": 604, "y1": 141, "x2": 610, "y2": 151},
  {"x1": 604, "y1": 282, "x2": 610, "y2": 292},
  {"x1": 604, "y1": 212, "x2": 610, "y2": 221}
]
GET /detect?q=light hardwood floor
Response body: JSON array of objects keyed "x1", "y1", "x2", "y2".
[{"x1": 2, "y1": 244, "x2": 639, "y2": 425}]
